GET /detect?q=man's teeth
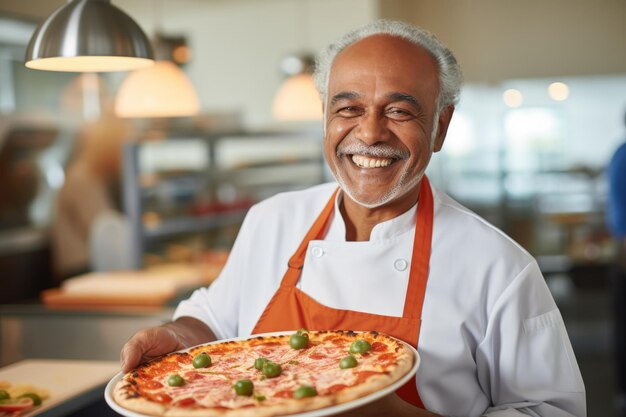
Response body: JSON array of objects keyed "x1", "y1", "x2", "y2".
[{"x1": 351, "y1": 154, "x2": 393, "y2": 168}]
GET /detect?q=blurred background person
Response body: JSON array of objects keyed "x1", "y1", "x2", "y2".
[
  {"x1": 607, "y1": 108, "x2": 626, "y2": 417},
  {"x1": 0, "y1": 117, "x2": 59, "y2": 303},
  {"x1": 0, "y1": 128, "x2": 44, "y2": 230},
  {"x1": 0, "y1": 116, "x2": 59, "y2": 230},
  {"x1": 50, "y1": 113, "x2": 133, "y2": 282}
]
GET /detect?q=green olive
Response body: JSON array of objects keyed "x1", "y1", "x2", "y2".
[
  {"x1": 290, "y1": 334, "x2": 309, "y2": 349},
  {"x1": 293, "y1": 385, "x2": 317, "y2": 399},
  {"x1": 339, "y1": 355, "x2": 358, "y2": 369},
  {"x1": 0, "y1": 390, "x2": 9, "y2": 400},
  {"x1": 192, "y1": 352, "x2": 212, "y2": 368},
  {"x1": 18, "y1": 393, "x2": 42, "y2": 406},
  {"x1": 262, "y1": 361, "x2": 282, "y2": 378},
  {"x1": 167, "y1": 374, "x2": 185, "y2": 387},
  {"x1": 349, "y1": 339, "x2": 372, "y2": 354},
  {"x1": 254, "y1": 357, "x2": 268, "y2": 370},
  {"x1": 233, "y1": 379, "x2": 254, "y2": 396}
]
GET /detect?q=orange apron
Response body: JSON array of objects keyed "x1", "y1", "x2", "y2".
[{"x1": 252, "y1": 177, "x2": 434, "y2": 409}]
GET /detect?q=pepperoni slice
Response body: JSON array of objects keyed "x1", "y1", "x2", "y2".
[
  {"x1": 141, "y1": 380, "x2": 163, "y2": 389},
  {"x1": 151, "y1": 393, "x2": 172, "y2": 404},
  {"x1": 308, "y1": 353, "x2": 326, "y2": 360},
  {"x1": 327, "y1": 384, "x2": 348, "y2": 394},
  {"x1": 356, "y1": 370, "x2": 381, "y2": 384},
  {"x1": 371, "y1": 342, "x2": 388, "y2": 352},
  {"x1": 273, "y1": 390, "x2": 292, "y2": 399},
  {"x1": 174, "y1": 397, "x2": 196, "y2": 407},
  {"x1": 378, "y1": 353, "x2": 396, "y2": 364}
]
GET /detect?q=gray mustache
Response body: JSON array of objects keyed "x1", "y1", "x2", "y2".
[{"x1": 337, "y1": 141, "x2": 409, "y2": 159}]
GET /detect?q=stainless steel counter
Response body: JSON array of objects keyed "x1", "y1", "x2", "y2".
[{"x1": 0, "y1": 304, "x2": 174, "y2": 367}]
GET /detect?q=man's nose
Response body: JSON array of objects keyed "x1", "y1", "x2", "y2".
[{"x1": 354, "y1": 112, "x2": 389, "y2": 145}]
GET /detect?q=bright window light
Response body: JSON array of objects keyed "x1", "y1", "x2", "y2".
[{"x1": 444, "y1": 113, "x2": 474, "y2": 156}]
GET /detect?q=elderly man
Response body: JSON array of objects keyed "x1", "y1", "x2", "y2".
[{"x1": 121, "y1": 20, "x2": 586, "y2": 416}]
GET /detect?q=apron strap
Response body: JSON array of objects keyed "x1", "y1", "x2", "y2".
[{"x1": 402, "y1": 177, "x2": 434, "y2": 319}]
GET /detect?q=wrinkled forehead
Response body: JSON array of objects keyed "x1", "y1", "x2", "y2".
[{"x1": 327, "y1": 34, "x2": 440, "y2": 102}]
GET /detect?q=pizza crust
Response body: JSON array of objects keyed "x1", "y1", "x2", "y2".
[
  {"x1": 161, "y1": 396, "x2": 336, "y2": 417},
  {"x1": 334, "y1": 342, "x2": 413, "y2": 406},
  {"x1": 113, "y1": 331, "x2": 415, "y2": 417},
  {"x1": 114, "y1": 380, "x2": 169, "y2": 416}
]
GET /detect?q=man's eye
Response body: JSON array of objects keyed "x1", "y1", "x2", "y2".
[
  {"x1": 386, "y1": 108, "x2": 413, "y2": 120},
  {"x1": 337, "y1": 107, "x2": 360, "y2": 116}
]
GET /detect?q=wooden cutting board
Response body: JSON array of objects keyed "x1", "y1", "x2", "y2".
[
  {"x1": 39, "y1": 263, "x2": 222, "y2": 308},
  {"x1": 0, "y1": 359, "x2": 119, "y2": 416},
  {"x1": 40, "y1": 288, "x2": 173, "y2": 308}
]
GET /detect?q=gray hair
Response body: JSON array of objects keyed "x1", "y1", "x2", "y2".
[{"x1": 313, "y1": 19, "x2": 463, "y2": 112}]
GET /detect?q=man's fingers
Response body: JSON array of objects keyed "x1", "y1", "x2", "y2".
[
  {"x1": 120, "y1": 327, "x2": 183, "y2": 373},
  {"x1": 121, "y1": 334, "x2": 145, "y2": 373},
  {"x1": 142, "y1": 327, "x2": 182, "y2": 357}
]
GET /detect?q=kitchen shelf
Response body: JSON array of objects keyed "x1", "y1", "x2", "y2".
[
  {"x1": 143, "y1": 209, "x2": 249, "y2": 241},
  {"x1": 122, "y1": 129, "x2": 325, "y2": 268}
]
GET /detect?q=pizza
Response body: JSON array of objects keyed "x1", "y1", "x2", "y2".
[{"x1": 113, "y1": 330, "x2": 415, "y2": 417}]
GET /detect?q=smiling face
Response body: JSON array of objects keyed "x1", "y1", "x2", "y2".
[{"x1": 324, "y1": 35, "x2": 453, "y2": 211}]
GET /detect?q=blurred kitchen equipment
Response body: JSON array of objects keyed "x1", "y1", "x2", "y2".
[{"x1": 89, "y1": 210, "x2": 133, "y2": 272}]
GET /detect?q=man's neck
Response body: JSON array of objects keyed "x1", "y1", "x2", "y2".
[{"x1": 339, "y1": 183, "x2": 421, "y2": 242}]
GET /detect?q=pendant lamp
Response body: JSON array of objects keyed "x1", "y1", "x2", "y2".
[
  {"x1": 25, "y1": 0, "x2": 154, "y2": 72},
  {"x1": 272, "y1": 55, "x2": 322, "y2": 121},
  {"x1": 114, "y1": 60, "x2": 200, "y2": 118}
]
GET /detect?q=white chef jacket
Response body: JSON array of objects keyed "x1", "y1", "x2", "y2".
[{"x1": 174, "y1": 182, "x2": 586, "y2": 417}]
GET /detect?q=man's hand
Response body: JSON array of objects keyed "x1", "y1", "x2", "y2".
[
  {"x1": 120, "y1": 317, "x2": 216, "y2": 373},
  {"x1": 333, "y1": 392, "x2": 442, "y2": 417}
]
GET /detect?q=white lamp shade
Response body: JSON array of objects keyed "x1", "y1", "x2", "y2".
[
  {"x1": 272, "y1": 73, "x2": 322, "y2": 121},
  {"x1": 115, "y1": 61, "x2": 200, "y2": 118}
]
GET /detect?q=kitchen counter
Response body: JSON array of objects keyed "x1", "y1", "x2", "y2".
[
  {"x1": 0, "y1": 359, "x2": 120, "y2": 417},
  {"x1": 0, "y1": 303, "x2": 174, "y2": 367},
  {"x1": 0, "y1": 304, "x2": 175, "y2": 416}
]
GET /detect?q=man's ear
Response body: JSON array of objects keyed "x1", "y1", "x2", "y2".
[{"x1": 433, "y1": 105, "x2": 455, "y2": 152}]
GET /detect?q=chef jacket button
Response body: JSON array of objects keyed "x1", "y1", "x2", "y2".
[
  {"x1": 394, "y1": 258, "x2": 408, "y2": 271},
  {"x1": 311, "y1": 246, "x2": 324, "y2": 258}
]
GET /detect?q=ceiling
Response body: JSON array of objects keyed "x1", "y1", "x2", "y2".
[{"x1": 0, "y1": 0, "x2": 62, "y2": 20}]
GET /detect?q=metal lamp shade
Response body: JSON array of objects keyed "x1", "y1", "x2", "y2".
[{"x1": 25, "y1": 0, "x2": 154, "y2": 72}]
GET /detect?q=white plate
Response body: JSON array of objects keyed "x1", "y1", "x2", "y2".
[{"x1": 105, "y1": 331, "x2": 420, "y2": 417}]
